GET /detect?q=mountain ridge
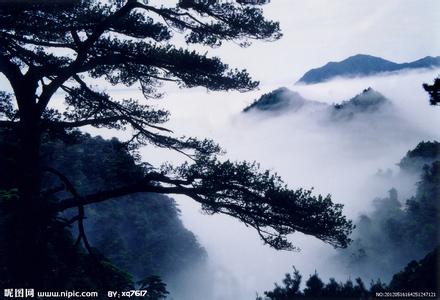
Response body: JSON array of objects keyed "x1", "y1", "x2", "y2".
[
  {"x1": 243, "y1": 86, "x2": 391, "y2": 119},
  {"x1": 242, "y1": 87, "x2": 309, "y2": 113},
  {"x1": 297, "y1": 54, "x2": 440, "y2": 84}
]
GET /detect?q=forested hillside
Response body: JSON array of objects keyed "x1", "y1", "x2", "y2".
[
  {"x1": 337, "y1": 141, "x2": 439, "y2": 280},
  {"x1": 0, "y1": 129, "x2": 205, "y2": 294},
  {"x1": 258, "y1": 247, "x2": 439, "y2": 299},
  {"x1": 41, "y1": 133, "x2": 206, "y2": 281},
  {"x1": 256, "y1": 141, "x2": 439, "y2": 299},
  {"x1": 243, "y1": 87, "x2": 391, "y2": 121}
]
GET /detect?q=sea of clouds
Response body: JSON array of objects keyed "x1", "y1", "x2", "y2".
[{"x1": 146, "y1": 68, "x2": 440, "y2": 300}]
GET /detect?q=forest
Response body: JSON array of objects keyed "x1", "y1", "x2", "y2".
[
  {"x1": 0, "y1": 1, "x2": 439, "y2": 299},
  {"x1": 258, "y1": 141, "x2": 439, "y2": 299}
]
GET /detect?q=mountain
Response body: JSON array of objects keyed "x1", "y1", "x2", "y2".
[
  {"x1": 243, "y1": 87, "x2": 310, "y2": 113},
  {"x1": 330, "y1": 87, "x2": 391, "y2": 121},
  {"x1": 39, "y1": 133, "x2": 206, "y2": 281},
  {"x1": 297, "y1": 54, "x2": 440, "y2": 84},
  {"x1": 398, "y1": 141, "x2": 440, "y2": 172},
  {"x1": 336, "y1": 141, "x2": 440, "y2": 282},
  {"x1": 243, "y1": 87, "x2": 391, "y2": 120}
]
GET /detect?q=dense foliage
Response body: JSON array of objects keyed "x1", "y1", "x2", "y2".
[
  {"x1": 423, "y1": 77, "x2": 440, "y2": 105},
  {"x1": 41, "y1": 133, "x2": 206, "y2": 281},
  {"x1": 337, "y1": 141, "x2": 440, "y2": 280},
  {"x1": 257, "y1": 247, "x2": 439, "y2": 299},
  {"x1": 1, "y1": 129, "x2": 207, "y2": 296},
  {"x1": 0, "y1": 0, "x2": 354, "y2": 289}
]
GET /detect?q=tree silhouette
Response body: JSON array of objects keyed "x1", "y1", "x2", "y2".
[
  {"x1": 263, "y1": 267, "x2": 302, "y2": 300},
  {"x1": 259, "y1": 249, "x2": 439, "y2": 300},
  {"x1": 423, "y1": 77, "x2": 440, "y2": 105},
  {"x1": 0, "y1": 0, "x2": 353, "y2": 287},
  {"x1": 303, "y1": 272, "x2": 324, "y2": 297}
]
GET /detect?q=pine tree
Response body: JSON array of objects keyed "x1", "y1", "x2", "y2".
[{"x1": 0, "y1": 0, "x2": 353, "y2": 287}]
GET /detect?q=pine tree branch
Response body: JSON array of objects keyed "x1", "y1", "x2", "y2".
[
  {"x1": 54, "y1": 174, "x2": 199, "y2": 212},
  {"x1": 36, "y1": 1, "x2": 139, "y2": 117},
  {"x1": 0, "y1": 32, "x2": 75, "y2": 49}
]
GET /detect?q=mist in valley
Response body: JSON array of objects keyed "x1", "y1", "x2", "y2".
[
  {"x1": 147, "y1": 69, "x2": 440, "y2": 300},
  {"x1": 1, "y1": 1, "x2": 439, "y2": 299}
]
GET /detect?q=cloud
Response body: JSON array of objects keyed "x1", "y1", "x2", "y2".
[
  {"x1": 148, "y1": 69, "x2": 440, "y2": 299},
  {"x1": 201, "y1": 0, "x2": 440, "y2": 86}
]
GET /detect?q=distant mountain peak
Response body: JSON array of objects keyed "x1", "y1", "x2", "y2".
[
  {"x1": 346, "y1": 53, "x2": 386, "y2": 60},
  {"x1": 243, "y1": 86, "x2": 392, "y2": 123},
  {"x1": 335, "y1": 87, "x2": 389, "y2": 108},
  {"x1": 330, "y1": 88, "x2": 391, "y2": 120},
  {"x1": 335, "y1": 54, "x2": 391, "y2": 64},
  {"x1": 243, "y1": 87, "x2": 308, "y2": 113},
  {"x1": 297, "y1": 54, "x2": 440, "y2": 84}
]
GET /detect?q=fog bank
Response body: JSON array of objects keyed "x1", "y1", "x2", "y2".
[{"x1": 148, "y1": 69, "x2": 439, "y2": 300}]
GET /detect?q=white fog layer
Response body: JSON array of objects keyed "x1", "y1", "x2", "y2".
[
  {"x1": 139, "y1": 69, "x2": 439, "y2": 300},
  {"x1": 1, "y1": 1, "x2": 439, "y2": 300}
]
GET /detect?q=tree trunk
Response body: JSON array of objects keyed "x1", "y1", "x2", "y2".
[{"x1": 9, "y1": 87, "x2": 49, "y2": 287}]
